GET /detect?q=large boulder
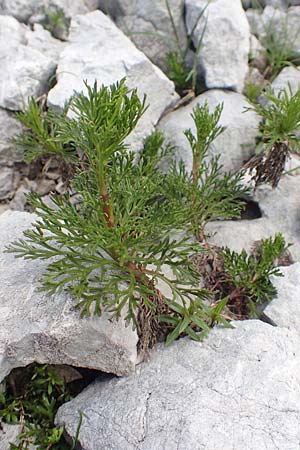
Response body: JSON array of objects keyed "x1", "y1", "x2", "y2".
[
  {"x1": 98, "y1": 0, "x2": 187, "y2": 73},
  {"x1": 185, "y1": 0, "x2": 250, "y2": 92},
  {"x1": 47, "y1": 10, "x2": 179, "y2": 151},
  {"x1": 56, "y1": 320, "x2": 300, "y2": 450},
  {"x1": 0, "y1": 16, "x2": 64, "y2": 110},
  {"x1": 158, "y1": 89, "x2": 260, "y2": 173},
  {"x1": 0, "y1": 210, "x2": 139, "y2": 383}
]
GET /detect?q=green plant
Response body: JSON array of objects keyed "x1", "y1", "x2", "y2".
[
  {"x1": 128, "y1": 0, "x2": 210, "y2": 96},
  {"x1": 8, "y1": 80, "x2": 249, "y2": 349},
  {"x1": 221, "y1": 233, "x2": 288, "y2": 318},
  {"x1": 7, "y1": 80, "x2": 210, "y2": 348},
  {"x1": 44, "y1": 7, "x2": 69, "y2": 40},
  {"x1": 165, "y1": 0, "x2": 209, "y2": 96},
  {"x1": 196, "y1": 234, "x2": 289, "y2": 319},
  {"x1": 244, "y1": 82, "x2": 263, "y2": 104},
  {"x1": 245, "y1": 85, "x2": 300, "y2": 187},
  {"x1": 253, "y1": 9, "x2": 300, "y2": 80},
  {"x1": 0, "y1": 364, "x2": 73, "y2": 449},
  {"x1": 182, "y1": 102, "x2": 249, "y2": 238}
]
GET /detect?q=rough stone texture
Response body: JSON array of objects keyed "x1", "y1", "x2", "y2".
[
  {"x1": 0, "y1": 109, "x2": 23, "y2": 165},
  {"x1": 206, "y1": 157, "x2": 300, "y2": 261},
  {"x1": 25, "y1": 23, "x2": 66, "y2": 62},
  {"x1": 0, "y1": 423, "x2": 36, "y2": 450},
  {"x1": 265, "y1": 263, "x2": 300, "y2": 331},
  {"x1": 0, "y1": 16, "x2": 59, "y2": 111},
  {"x1": 0, "y1": 210, "x2": 138, "y2": 383},
  {"x1": 271, "y1": 66, "x2": 300, "y2": 95},
  {"x1": 99, "y1": 0, "x2": 187, "y2": 73},
  {"x1": 247, "y1": 6, "x2": 300, "y2": 54},
  {"x1": 56, "y1": 320, "x2": 300, "y2": 450},
  {"x1": 0, "y1": 0, "x2": 97, "y2": 23},
  {"x1": 0, "y1": 168, "x2": 16, "y2": 200},
  {"x1": 206, "y1": 217, "x2": 276, "y2": 253},
  {"x1": 185, "y1": 0, "x2": 250, "y2": 92},
  {"x1": 158, "y1": 89, "x2": 260, "y2": 173},
  {"x1": 47, "y1": 10, "x2": 178, "y2": 151}
]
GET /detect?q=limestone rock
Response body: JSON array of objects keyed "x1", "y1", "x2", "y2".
[
  {"x1": 56, "y1": 320, "x2": 300, "y2": 450},
  {"x1": 271, "y1": 66, "x2": 300, "y2": 95},
  {"x1": 47, "y1": 10, "x2": 179, "y2": 151},
  {"x1": 158, "y1": 89, "x2": 260, "y2": 173},
  {"x1": 25, "y1": 23, "x2": 66, "y2": 62},
  {"x1": 0, "y1": 109, "x2": 23, "y2": 166},
  {"x1": 206, "y1": 159, "x2": 300, "y2": 262},
  {"x1": 265, "y1": 263, "x2": 300, "y2": 331},
  {"x1": 0, "y1": 0, "x2": 96, "y2": 23},
  {"x1": 99, "y1": 0, "x2": 187, "y2": 73},
  {"x1": 0, "y1": 210, "x2": 138, "y2": 383},
  {"x1": 0, "y1": 423, "x2": 36, "y2": 450},
  {"x1": 0, "y1": 167, "x2": 16, "y2": 200},
  {"x1": 0, "y1": 16, "x2": 59, "y2": 111},
  {"x1": 247, "y1": 6, "x2": 300, "y2": 54},
  {"x1": 185, "y1": 0, "x2": 250, "y2": 92}
]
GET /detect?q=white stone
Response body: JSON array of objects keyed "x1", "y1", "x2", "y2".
[
  {"x1": 0, "y1": 210, "x2": 139, "y2": 383},
  {"x1": 206, "y1": 157, "x2": 300, "y2": 262},
  {"x1": 265, "y1": 262, "x2": 300, "y2": 331},
  {"x1": 0, "y1": 109, "x2": 23, "y2": 166},
  {"x1": 0, "y1": 423, "x2": 35, "y2": 450},
  {"x1": 0, "y1": 16, "x2": 61, "y2": 111},
  {"x1": 247, "y1": 5, "x2": 300, "y2": 54},
  {"x1": 0, "y1": 167, "x2": 15, "y2": 200},
  {"x1": 47, "y1": 10, "x2": 179, "y2": 151},
  {"x1": 271, "y1": 66, "x2": 300, "y2": 95},
  {"x1": 25, "y1": 23, "x2": 66, "y2": 62},
  {"x1": 56, "y1": 320, "x2": 300, "y2": 450},
  {"x1": 185, "y1": 0, "x2": 250, "y2": 92},
  {"x1": 158, "y1": 89, "x2": 260, "y2": 173},
  {"x1": 99, "y1": 0, "x2": 187, "y2": 73},
  {"x1": 0, "y1": 0, "x2": 96, "y2": 22}
]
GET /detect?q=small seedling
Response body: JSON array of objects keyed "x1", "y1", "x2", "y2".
[
  {"x1": 194, "y1": 234, "x2": 289, "y2": 319},
  {"x1": 245, "y1": 86, "x2": 300, "y2": 187},
  {"x1": 183, "y1": 102, "x2": 249, "y2": 239},
  {"x1": 0, "y1": 364, "x2": 73, "y2": 449}
]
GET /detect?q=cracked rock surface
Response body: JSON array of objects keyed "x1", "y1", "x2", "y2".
[
  {"x1": 47, "y1": 10, "x2": 179, "y2": 151},
  {"x1": 0, "y1": 210, "x2": 139, "y2": 383},
  {"x1": 56, "y1": 320, "x2": 300, "y2": 450}
]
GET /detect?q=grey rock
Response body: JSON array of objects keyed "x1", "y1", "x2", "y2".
[
  {"x1": 0, "y1": 108, "x2": 23, "y2": 165},
  {"x1": 206, "y1": 157, "x2": 300, "y2": 261},
  {"x1": 247, "y1": 6, "x2": 300, "y2": 54},
  {"x1": 158, "y1": 89, "x2": 260, "y2": 173},
  {"x1": 56, "y1": 320, "x2": 300, "y2": 450},
  {"x1": 206, "y1": 217, "x2": 277, "y2": 253},
  {"x1": 0, "y1": 0, "x2": 97, "y2": 23},
  {"x1": 185, "y1": 0, "x2": 250, "y2": 92},
  {"x1": 0, "y1": 210, "x2": 138, "y2": 383},
  {"x1": 0, "y1": 424, "x2": 28, "y2": 450},
  {"x1": 0, "y1": 167, "x2": 15, "y2": 200},
  {"x1": 265, "y1": 262, "x2": 300, "y2": 331},
  {"x1": 0, "y1": 16, "x2": 57, "y2": 111},
  {"x1": 25, "y1": 23, "x2": 66, "y2": 62},
  {"x1": 271, "y1": 66, "x2": 300, "y2": 95},
  {"x1": 99, "y1": 0, "x2": 187, "y2": 73},
  {"x1": 47, "y1": 10, "x2": 179, "y2": 151}
]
